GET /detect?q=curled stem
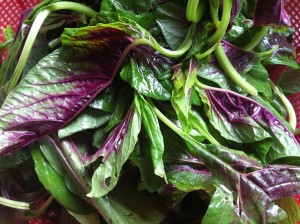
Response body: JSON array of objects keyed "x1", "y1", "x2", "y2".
[
  {"x1": 186, "y1": 0, "x2": 208, "y2": 23},
  {"x1": 25, "y1": 196, "x2": 54, "y2": 218}
]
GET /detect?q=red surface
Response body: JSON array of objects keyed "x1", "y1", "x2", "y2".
[{"x1": 0, "y1": 0, "x2": 41, "y2": 41}]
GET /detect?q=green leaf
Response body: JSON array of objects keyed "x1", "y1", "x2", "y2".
[
  {"x1": 99, "y1": 0, "x2": 158, "y2": 30},
  {"x1": 161, "y1": 124, "x2": 213, "y2": 192},
  {"x1": 0, "y1": 150, "x2": 31, "y2": 169},
  {"x1": 36, "y1": 135, "x2": 86, "y2": 197},
  {"x1": 189, "y1": 109, "x2": 219, "y2": 145},
  {"x1": 130, "y1": 141, "x2": 165, "y2": 193},
  {"x1": 105, "y1": 86, "x2": 133, "y2": 131},
  {"x1": 258, "y1": 31, "x2": 299, "y2": 69},
  {"x1": 88, "y1": 86, "x2": 118, "y2": 113},
  {"x1": 58, "y1": 107, "x2": 110, "y2": 139},
  {"x1": 120, "y1": 46, "x2": 173, "y2": 100},
  {"x1": 277, "y1": 68, "x2": 300, "y2": 95},
  {"x1": 92, "y1": 128, "x2": 107, "y2": 148},
  {"x1": 197, "y1": 63, "x2": 231, "y2": 89},
  {"x1": 202, "y1": 185, "x2": 242, "y2": 224},
  {"x1": 155, "y1": 1, "x2": 190, "y2": 50},
  {"x1": 191, "y1": 143, "x2": 288, "y2": 223},
  {"x1": 166, "y1": 163, "x2": 213, "y2": 193},
  {"x1": 135, "y1": 93, "x2": 166, "y2": 179},
  {"x1": 244, "y1": 63, "x2": 272, "y2": 98},
  {"x1": 106, "y1": 166, "x2": 169, "y2": 224}
]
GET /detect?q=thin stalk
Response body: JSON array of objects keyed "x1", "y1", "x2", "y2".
[
  {"x1": 242, "y1": 26, "x2": 269, "y2": 51},
  {"x1": 207, "y1": 0, "x2": 232, "y2": 44},
  {"x1": 214, "y1": 43, "x2": 258, "y2": 96},
  {"x1": 269, "y1": 80, "x2": 297, "y2": 131},
  {"x1": 0, "y1": 196, "x2": 30, "y2": 210},
  {"x1": 5, "y1": 2, "x2": 97, "y2": 93}
]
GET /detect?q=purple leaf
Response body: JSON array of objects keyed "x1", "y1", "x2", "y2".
[
  {"x1": 0, "y1": 23, "x2": 136, "y2": 156},
  {"x1": 247, "y1": 165, "x2": 300, "y2": 200},
  {"x1": 231, "y1": 0, "x2": 242, "y2": 20},
  {"x1": 253, "y1": 0, "x2": 290, "y2": 26}
]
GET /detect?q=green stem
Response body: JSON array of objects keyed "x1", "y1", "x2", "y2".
[
  {"x1": 5, "y1": 2, "x2": 97, "y2": 94},
  {"x1": 207, "y1": 0, "x2": 232, "y2": 44},
  {"x1": 269, "y1": 80, "x2": 297, "y2": 131},
  {"x1": 148, "y1": 99, "x2": 235, "y2": 179},
  {"x1": 242, "y1": 26, "x2": 269, "y2": 51},
  {"x1": 0, "y1": 196, "x2": 30, "y2": 210},
  {"x1": 214, "y1": 43, "x2": 258, "y2": 96}
]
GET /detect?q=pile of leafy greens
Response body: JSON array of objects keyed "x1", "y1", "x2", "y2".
[{"x1": 1, "y1": 0, "x2": 300, "y2": 223}]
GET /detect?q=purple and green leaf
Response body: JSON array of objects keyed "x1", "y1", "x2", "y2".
[
  {"x1": 190, "y1": 143, "x2": 300, "y2": 223},
  {"x1": 0, "y1": 23, "x2": 138, "y2": 156},
  {"x1": 87, "y1": 105, "x2": 141, "y2": 197},
  {"x1": 201, "y1": 88, "x2": 300, "y2": 163}
]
